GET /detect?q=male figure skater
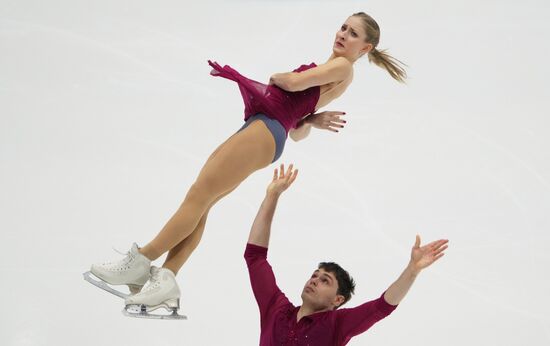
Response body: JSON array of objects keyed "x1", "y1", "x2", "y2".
[{"x1": 245, "y1": 164, "x2": 449, "y2": 345}]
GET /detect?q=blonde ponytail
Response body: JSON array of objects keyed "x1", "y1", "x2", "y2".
[
  {"x1": 368, "y1": 47, "x2": 407, "y2": 83},
  {"x1": 353, "y1": 12, "x2": 407, "y2": 83}
]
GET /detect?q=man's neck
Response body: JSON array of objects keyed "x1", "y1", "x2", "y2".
[{"x1": 297, "y1": 304, "x2": 332, "y2": 322}]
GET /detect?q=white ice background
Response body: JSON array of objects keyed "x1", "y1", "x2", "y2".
[{"x1": 1, "y1": 0, "x2": 549, "y2": 345}]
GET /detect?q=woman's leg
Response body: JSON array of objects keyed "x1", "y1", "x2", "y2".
[
  {"x1": 161, "y1": 184, "x2": 238, "y2": 275},
  {"x1": 139, "y1": 120, "x2": 276, "y2": 261}
]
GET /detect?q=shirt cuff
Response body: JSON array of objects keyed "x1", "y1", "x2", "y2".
[
  {"x1": 245, "y1": 242, "x2": 268, "y2": 258},
  {"x1": 377, "y1": 290, "x2": 398, "y2": 315}
]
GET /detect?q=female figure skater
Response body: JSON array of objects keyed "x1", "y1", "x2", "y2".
[{"x1": 85, "y1": 12, "x2": 407, "y2": 318}]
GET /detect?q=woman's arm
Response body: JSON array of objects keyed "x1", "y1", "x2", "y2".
[
  {"x1": 289, "y1": 118, "x2": 313, "y2": 142},
  {"x1": 270, "y1": 57, "x2": 352, "y2": 92},
  {"x1": 289, "y1": 111, "x2": 347, "y2": 142}
]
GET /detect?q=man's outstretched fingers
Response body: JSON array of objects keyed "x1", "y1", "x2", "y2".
[
  {"x1": 287, "y1": 163, "x2": 294, "y2": 176},
  {"x1": 434, "y1": 244, "x2": 448, "y2": 256},
  {"x1": 434, "y1": 240, "x2": 449, "y2": 250},
  {"x1": 289, "y1": 169, "x2": 299, "y2": 185}
]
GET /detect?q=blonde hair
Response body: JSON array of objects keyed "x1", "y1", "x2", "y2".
[{"x1": 353, "y1": 12, "x2": 407, "y2": 83}]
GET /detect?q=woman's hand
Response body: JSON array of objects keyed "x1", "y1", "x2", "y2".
[
  {"x1": 305, "y1": 111, "x2": 346, "y2": 133},
  {"x1": 266, "y1": 163, "x2": 298, "y2": 196}
]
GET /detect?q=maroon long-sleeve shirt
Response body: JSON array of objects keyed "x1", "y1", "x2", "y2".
[{"x1": 244, "y1": 243, "x2": 398, "y2": 346}]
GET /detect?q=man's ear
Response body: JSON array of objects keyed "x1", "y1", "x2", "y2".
[{"x1": 333, "y1": 294, "x2": 346, "y2": 309}]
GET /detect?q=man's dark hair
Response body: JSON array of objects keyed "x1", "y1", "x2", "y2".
[{"x1": 318, "y1": 262, "x2": 356, "y2": 307}]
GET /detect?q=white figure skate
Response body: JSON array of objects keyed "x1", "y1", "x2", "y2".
[
  {"x1": 123, "y1": 266, "x2": 186, "y2": 320},
  {"x1": 83, "y1": 243, "x2": 151, "y2": 299}
]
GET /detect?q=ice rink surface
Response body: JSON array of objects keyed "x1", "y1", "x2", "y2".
[{"x1": 1, "y1": 0, "x2": 549, "y2": 345}]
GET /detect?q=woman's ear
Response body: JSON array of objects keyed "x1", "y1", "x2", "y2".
[{"x1": 363, "y1": 43, "x2": 374, "y2": 55}]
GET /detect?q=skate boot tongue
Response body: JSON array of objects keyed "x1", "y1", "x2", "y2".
[
  {"x1": 149, "y1": 267, "x2": 176, "y2": 286},
  {"x1": 150, "y1": 266, "x2": 161, "y2": 277},
  {"x1": 130, "y1": 242, "x2": 140, "y2": 254},
  {"x1": 143, "y1": 266, "x2": 163, "y2": 291}
]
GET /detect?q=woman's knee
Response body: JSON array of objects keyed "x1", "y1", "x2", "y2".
[{"x1": 183, "y1": 181, "x2": 217, "y2": 207}]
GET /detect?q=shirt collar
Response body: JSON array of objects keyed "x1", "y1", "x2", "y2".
[{"x1": 293, "y1": 305, "x2": 332, "y2": 322}]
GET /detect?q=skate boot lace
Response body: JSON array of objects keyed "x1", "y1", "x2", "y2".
[
  {"x1": 100, "y1": 247, "x2": 135, "y2": 270},
  {"x1": 140, "y1": 268, "x2": 161, "y2": 293}
]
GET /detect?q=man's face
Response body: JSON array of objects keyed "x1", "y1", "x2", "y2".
[{"x1": 301, "y1": 268, "x2": 344, "y2": 310}]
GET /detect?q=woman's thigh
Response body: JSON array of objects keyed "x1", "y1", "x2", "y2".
[{"x1": 194, "y1": 120, "x2": 275, "y2": 196}]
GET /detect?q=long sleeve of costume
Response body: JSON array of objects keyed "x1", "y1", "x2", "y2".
[
  {"x1": 244, "y1": 243, "x2": 290, "y2": 324},
  {"x1": 335, "y1": 290, "x2": 398, "y2": 344}
]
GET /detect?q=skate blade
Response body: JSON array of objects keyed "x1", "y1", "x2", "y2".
[
  {"x1": 83, "y1": 271, "x2": 129, "y2": 299},
  {"x1": 123, "y1": 303, "x2": 187, "y2": 320}
]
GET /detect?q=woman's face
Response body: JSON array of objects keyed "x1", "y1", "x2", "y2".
[{"x1": 333, "y1": 16, "x2": 373, "y2": 61}]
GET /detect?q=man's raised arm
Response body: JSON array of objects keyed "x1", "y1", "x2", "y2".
[
  {"x1": 384, "y1": 235, "x2": 448, "y2": 305},
  {"x1": 244, "y1": 164, "x2": 299, "y2": 319},
  {"x1": 247, "y1": 163, "x2": 298, "y2": 247},
  {"x1": 335, "y1": 235, "x2": 449, "y2": 342}
]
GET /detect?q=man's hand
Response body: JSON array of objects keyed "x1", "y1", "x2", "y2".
[
  {"x1": 409, "y1": 235, "x2": 449, "y2": 274},
  {"x1": 266, "y1": 163, "x2": 299, "y2": 196},
  {"x1": 247, "y1": 163, "x2": 299, "y2": 247},
  {"x1": 383, "y1": 235, "x2": 449, "y2": 305}
]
